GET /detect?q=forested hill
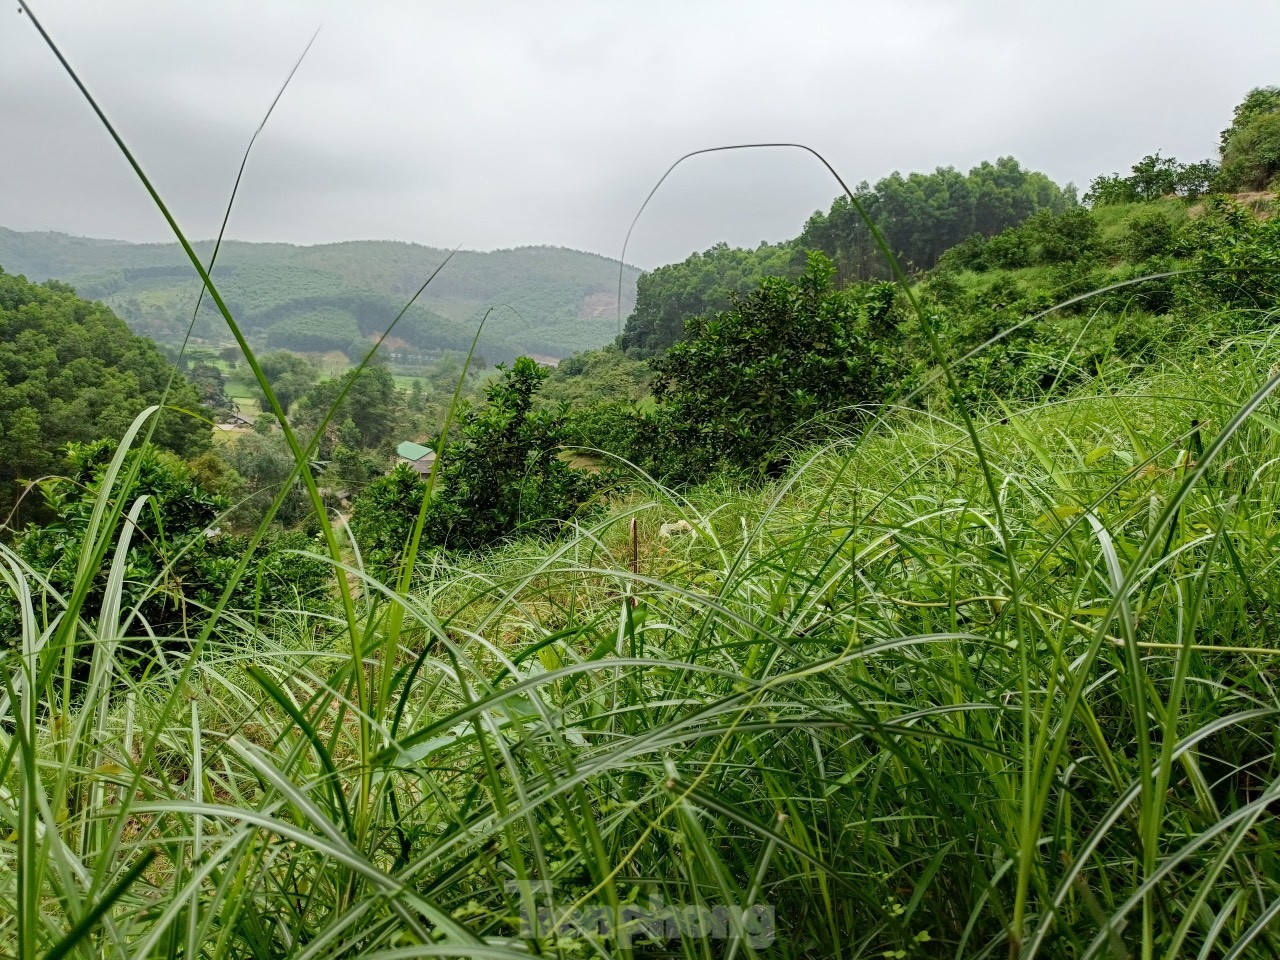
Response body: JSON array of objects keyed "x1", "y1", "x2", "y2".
[
  {"x1": 0, "y1": 267, "x2": 210, "y2": 521},
  {"x1": 619, "y1": 156, "x2": 1074, "y2": 356},
  {"x1": 0, "y1": 229, "x2": 640, "y2": 362}
]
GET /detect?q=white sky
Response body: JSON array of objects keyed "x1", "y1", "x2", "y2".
[{"x1": 2, "y1": 0, "x2": 1276, "y2": 268}]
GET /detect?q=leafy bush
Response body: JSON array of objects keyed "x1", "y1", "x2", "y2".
[
  {"x1": 561, "y1": 400, "x2": 649, "y2": 466},
  {"x1": 541, "y1": 344, "x2": 652, "y2": 405},
  {"x1": 650, "y1": 252, "x2": 897, "y2": 481},
  {"x1": 984, "y1": 226, "x2": 1035, "y2": 269},
  {"x1": 220, "y1": 429, "x2": 314, "y2": 528},
  {"x1": 935, "y1": 232, "x2": 989, "y2": 271},
  {"x1": 346, "y1": 462, "x2": 427, "y2": 571},
  {"x1": 1178, "y1": 195, "x2": 1280, "y2": 308},
  {"x1": 938, "y1": 208, "x2": 1102, "y2": 273},
  {"x1": 1024, "y1": 207, "x2": 1100, "y2": 264},
  {"x1": 1123, "y1": 209, "x2": 1181, "y2": 261}
]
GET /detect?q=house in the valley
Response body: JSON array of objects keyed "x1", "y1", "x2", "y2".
[{"x1": 396, "y1": 440, "x2": 437, "y2": 477}]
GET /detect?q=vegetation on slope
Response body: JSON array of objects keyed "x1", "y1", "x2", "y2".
[
  {"x1": 567, "y1": 189, "x2": 1278, "y2": 494},
  {"x1": 619, "y1": 157, "x2": 1073, "y2": 357},
  {"x1": 1219, "y1": 85, "x2": 1280, "y2": 193},
  {"x1": 7, "y1": 316, "x2": 1280, "y2": 957},
  {"x1": 615, "y1": 87, "x2": 1280, "y2": 363},
  {"x1": 3, "y1": 440, "x2": 328, "y2": 644},
  {"x1": 352, "y1": 357, "x2": 599, "y2": 566},
  {"x1": 0, "y1": 268, "x2": 209, "y2": 521}
]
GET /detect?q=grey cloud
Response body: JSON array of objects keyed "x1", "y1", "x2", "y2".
[{"x1": 2, "y1": 0, "x2": 1276, "y2": 269}]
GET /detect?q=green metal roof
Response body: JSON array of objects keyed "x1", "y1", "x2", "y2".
[{"x1": 397, "y1": 441, "x2": 434, "y2": 461}]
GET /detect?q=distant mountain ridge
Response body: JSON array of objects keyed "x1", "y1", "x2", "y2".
[{"x1": 0, "y1": 227, "x2": 640, "y2": 361}]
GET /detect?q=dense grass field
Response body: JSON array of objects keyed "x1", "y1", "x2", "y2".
[{"x1": 6, "y1": 317, "x2": 1280, "y2": 957}]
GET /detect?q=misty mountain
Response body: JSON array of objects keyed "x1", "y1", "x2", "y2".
[{"x1": 0, "y1": 227, "x2": 640, "y2": 362}]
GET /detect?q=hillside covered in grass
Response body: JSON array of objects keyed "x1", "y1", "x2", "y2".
[
  {"x1": 8, "y1": 312, "x2": 1280, "y2": 958},
  {"x1": 4, "y1": 71, "x2": 1280, "y2": 960},
  {"x1": 0, "y1": 229, "x2": 640, "y2": 362}
]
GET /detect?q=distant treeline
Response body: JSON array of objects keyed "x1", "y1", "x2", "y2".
[
  {"x1": 0, "y1": 230, "x2": 641, "y2": 361},
  {"x1": 618, "y1": 84, "x2": 1280, "y2": 359},
  {"x1": 620, "y1": 157, "x2": 1071, "y2": 355}
]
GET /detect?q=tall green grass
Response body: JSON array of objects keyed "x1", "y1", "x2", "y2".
[
  {"x1": 9, "y1": 319, "x2": 1280, "y2": 958},
  {"x1": 6, "y1": 6, "x2": 1280, "y2": 958}
]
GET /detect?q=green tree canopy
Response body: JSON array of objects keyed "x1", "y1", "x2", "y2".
[
  {"x1": 0, "y1": 268, "x2": 210, "y2": 522},
  {"x1": 294, "y1": 364, "x2": 401, "y2": 453},
  {"x1": 1085, "y1": 153, "x2": 1219, "y2": 206},
  {"x1": 619, "y1": 157, "x2": 1067, "y2": 357},
  {"x1": 618, "y1": 241, "x2": 796, "y2": 357},
  {"x1": 5, "y1": 440, "x2": 328, "y2": 650},
  {"x1": 799, "y1": 157, "x2": 1069, "y2": 282},
  {"x1": 351, "y1": 357, "x2": 596, "y2": 565},
  {"x1": 219, "y1": 430, "x2": 314, "y2": 529},
  {"x1": 255, "y1": 350, "x2": 320, "y2": 414},
  {"x1": 1218, "y1": 87, "x2": 1280, "y2": 192},
  {"x1": 649, "y1": 252, "x2": 898, "y2": 482}
]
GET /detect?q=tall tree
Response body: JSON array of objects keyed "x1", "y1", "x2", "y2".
[
  {"x1": 1218, "y1": 86, "x2": 1280, "y2": 192},
  {"x1": 294, "y1": 364, "x2": 401, "y2": 453},
  {"x1": 798, "y1": 158, "x2": 1069, "y2": 282}
]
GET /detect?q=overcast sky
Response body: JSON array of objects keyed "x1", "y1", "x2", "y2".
[{"x1": 3, "y1": 1, "x2": 1277, "y2": 269}]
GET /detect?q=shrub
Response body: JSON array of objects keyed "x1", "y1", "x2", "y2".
[
  {"x1": 351, "y1": 357, "x2": 598, "y2": 564},
  {"x1": 1024, "y1": 207, "x2": 1100, "y2": 264},
  {"x1": 984, "y1": 227, "x2": 1034, "y2": 269},
  {"x1": 1179, "y1": 196, "x2": 1280, "y2": 308},
  {"x1": 650, "y1": 252, "x2": 897, "y2": 481},
  {"x1": 561, "y1": 400, "x2": 648, "y2": 466},
  {"x1": 936, "y1": 233, "x2": 989, "y2": 272},
  {"x1": 1124, "y1": 210, "x2": 1180, "y2": 262}
]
